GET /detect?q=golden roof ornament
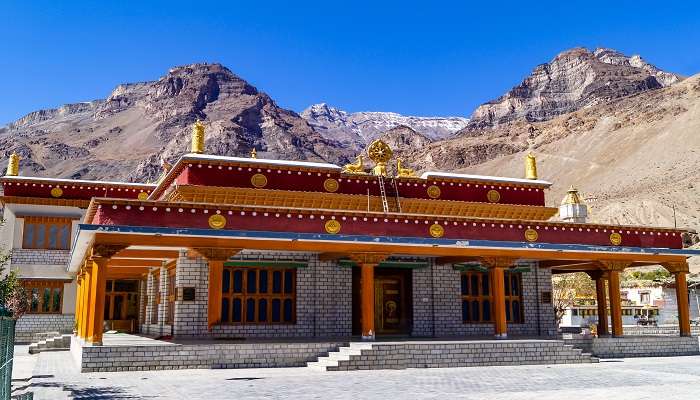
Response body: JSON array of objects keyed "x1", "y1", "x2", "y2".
[
  {"x1": 342, "y1": 155, "x2": 366, "y2": 174},
  {"x1": 5, "y1": 152, "x2": 19, "y2": 176},
  {"x1": 525, "y1": 152, "x2": 537, "y2": 180},
  {"x1": 250, "y1": 148, "x2": 257, "y2": 159},
  {"x1": 191, "y1": 120, "x2": 205, "y2": 154},
  {"x1": 367, "y1": 139, "x2": 393, "y2": 177},
  {"x1": 396, "y1": 158, "x2": 416, "y2": 178},
  {"x1": 561, "y1": 185, "x2": 584, "y2": 205}
]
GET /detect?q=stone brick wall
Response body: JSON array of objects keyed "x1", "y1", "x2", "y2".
[
  {"x1": 76, "y1": 340, "x2": 348, "y2": 372},
  {"x1": 565, "y1": 336, "x2": 700, "y2": 358},
  {"x1": 10, "y1": 249, "x2": 70, "y2": 266},
  {"x1": 172, "y1": 250, "x2": 352, "y2": 339},
  {"x1": 411, "y1": 264, "x2": 433, "y2": 336},
  {"x1": 15, "y1": 314, "x2": 74, "y2": 343}
]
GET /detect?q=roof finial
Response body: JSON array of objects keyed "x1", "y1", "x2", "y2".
[
  {"x1": 525, "y1": 152, "x2": 537, "y2": 180},
  {"x1": 5, "y1": 152, "x2": 19, "y2": 176},
  {"x1": 250, "y1": 148, "x2": 257, "y2": 159},
  {"x1": 191, "y1": 120, "x2": 205, "y2": 154}
]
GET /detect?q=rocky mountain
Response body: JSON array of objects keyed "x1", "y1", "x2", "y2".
[
  {"x1": 467, "y1": 47, "x2": 683, "y2": 129},
  {"x1": 301, "y1": 103, "x2": 468, "y2": 149},
  {"x1": 0, "y1": 64, "x2": 352, "y2": 182}
]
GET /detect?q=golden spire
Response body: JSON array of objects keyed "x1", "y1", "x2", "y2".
[
  {"x1": 5, "y1": 152, "x2": 19, "y2": 176},
  {"x1": 250, "y1": 148, "x2": 257, "y2": 159},
  {"x1": 525, "y1": 152, "x2": 537, "y2": 180},
  {"x1": 191, "y1": 120, "x2": 205, "y2": 154},
  {"x1": 561, "y1": 185, "x2": 583, "y2": 205}
]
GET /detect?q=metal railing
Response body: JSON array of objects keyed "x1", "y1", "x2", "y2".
[{"x1": 0, "y1": 317, "x2": 15, "y2": 400}]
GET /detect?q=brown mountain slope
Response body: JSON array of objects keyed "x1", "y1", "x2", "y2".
[
  {"x1": 423, "y1": 74, "x2": 700, "y2": 235},
  {"x1": 0, "y1": 63, "x2": 351, "y2": 182}
]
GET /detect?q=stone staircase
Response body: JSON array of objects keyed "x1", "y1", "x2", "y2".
[
  {"x1": 28, "y1": 332, "x2": 71, "y2": 354},
  {"x1": 308, "y1": 340, "x2": 598, "y2": 371}
]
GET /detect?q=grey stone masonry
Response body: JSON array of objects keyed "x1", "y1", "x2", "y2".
[
  {"x1": 138, "y1": 279, "x2": 146, "y2": 325},
  {"x1": 565, "y1": 336, "x2": 700, "y2": 358},
  {"x1": 172, "y1": 250, "x2": 352, "y2": 339},
  {"x1": 432, "y1": 262, "x2": 557, "y2": 337},
  {"x1": 15, "y1": 314, "x2": 74, "y2": 343},
  {"x1": 158, "y1": 265, "x2": 171, "y2": 335},
  {"x1": 76, "y1": 339, "x2": 348, "y2": 372},
  {"x1": 411, "y1": 264, "x2": 433, "y2": 337},
  {"x1": 144, "y1": 269, "x2": 157, "y2": 328},
  {"x1": 322, "y1": 340, "x2": 597, "y2": 371},
  {"x1": 10, "y1": 249, "x2": 70, "y2": 265}
]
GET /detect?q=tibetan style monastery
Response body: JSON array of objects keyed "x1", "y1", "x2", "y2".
[{"x1": 1, "y1": 121, "x2": 698, "y2": 348}]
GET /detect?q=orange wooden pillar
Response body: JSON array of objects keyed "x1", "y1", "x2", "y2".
[
  {"x1": 595, "y1": 274, "x2": 609, "y2": 336},
  {"x1": 190, "y1": 248, "x2": 240, "y2": 331},
  {"x1": 80, "y1": 264, "x2": 93, "y2": 339},
  {"x1": 608, "y1": 270, "x2": 623, "y2": 337},
  {"x1": 674, "y1": 271, "x2": 691, "y2": 337},
  {"x1": 75, "y1": 273, "x2": 84, "y2": 335},
  {"x1": 360, "y1": 263, "x2": 376, "y2": 340},
  {"x1": 86, "y1": 256, "x2": 109, "y2": 344},
  {"x1": 482, "y1": 257, "x2": 514, "y2": 339},
  {"x1": 491, "y1": 266, "x2": 508, "y2": 339},
  {"x1": 664, "y1": 262, "x2": 692, "y2": 337}
]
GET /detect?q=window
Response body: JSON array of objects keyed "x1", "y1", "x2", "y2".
[
  {"x1": 221, "y1": 267, "x2": 296, "y2": 324},
  {"x1": 640, "y1": 292, "x2": 651, "y2": 304},
  {"x1": 460, "y1": 270, "x2": 523, "y2": 324},
  {"x1": 22, "y1": 280, "x2": 63, "y2": 314},
  {"x1": 22, "y1": 216, "x2": 72, "y2": 250},
  {"x1": 103, "y1": 280, "x2": 139, "y2": 321}
]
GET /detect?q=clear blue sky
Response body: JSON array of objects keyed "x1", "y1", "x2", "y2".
[{"x1": 1, "y1": 1, "x2": 699, "y2": 124}]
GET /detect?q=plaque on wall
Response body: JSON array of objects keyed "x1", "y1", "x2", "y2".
[
  {"x1": 181, "y1": 287, "x2": 196, "y2": 301},
  {"x1": 541, "y1": 291, "x2": 552, "y2": 304}
]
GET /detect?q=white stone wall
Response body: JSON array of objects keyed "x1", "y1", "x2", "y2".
[{"x1": 15, "y1": 314, "x2": 74, "y2": 342}]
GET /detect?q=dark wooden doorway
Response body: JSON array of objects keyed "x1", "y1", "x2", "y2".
[{"x1": 352, "y1": 267, "x2": 413, "y2": 336}]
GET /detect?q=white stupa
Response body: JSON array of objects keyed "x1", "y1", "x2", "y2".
[{"x1": 559, "y1": 185, "x2": 588, "y2": 223}]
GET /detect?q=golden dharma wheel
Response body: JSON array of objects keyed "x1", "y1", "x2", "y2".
[
  {"x1": 524, "y1": 228, "x2": 538, "y2": 242},
  {"x1": 429, "y1": 223, "x2": 445, "y2": 238},
  {"x1": 208, "y1": 214, "x2": 227, "y2": 230},
  {"x1": 137, "y1": 192, "x2": 149, "y2": 201},
  {"x1": 324, "y1": 220, "x2": 341, "y2": 234},
  {"x1": 486, "y1": 189, "x2": 501, "y2": 203},
  {"x1": 367, "y1": 140, "x2": 393, "y2": 164},
  {"x1": 50, "y1": 187, "x2": 63, "y2": 198},
  {"x1": 427, "y1": 185, "x2": 441, "y2": 199},
  {"x1": 323, "y1": 178, "x2": 339, "y2": 193},
  {"x1": 250, "y1": 173, "x2": 268, "y2": 188},
  {"x1": 610, "y1": 232, "x2": 622, "y2": 246}
]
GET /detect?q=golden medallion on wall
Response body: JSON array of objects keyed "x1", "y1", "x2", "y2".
[
  {"x1": 137, "y1": 191, "x2": 149, "y2": 201},
  {"x1": 609, "y1": 232, "x2": 622, "y2": 245},
  {"x1": 323, "y1": 178, "x2": 339, "y2": 193},
  {"x1": 250, "y1": 173, "x2": 268, "y2": 188},
  {"x1": 427, "y1": 185, "x2": 441, "y2": 199},
  {"x1": 524, "y1": 228, "x2": 538, "y2": 242},
  {"x1": 486, "y1": 189, "x2": 501, "y2": 203},
  {"x1": 50, "y1": 187, "x2": 63, "y2": 198},
  {"x1": 324, "y1": 220, "x2": 341, "y2": 234},
  {"x1": 208, "y1": 214, "x2": 227, "y2": 230},
  {"x1": 429, "y1": 223, "x2": 445, "y2": 238}
]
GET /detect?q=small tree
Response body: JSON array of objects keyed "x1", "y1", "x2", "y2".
[
  {"x1": 0, "y1": 251, "x2": 28, "y2": 320},
  {"x1": 552, "y1": 272, "x2": 596, "y2": 326}
]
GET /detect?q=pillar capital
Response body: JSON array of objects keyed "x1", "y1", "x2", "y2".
[
  {"x1": 595, "y1": 260, "x2": 630, "y2": 271},
  {"x1": 91, "y1": 244, "x2": 128, "y2": 259},
  {"x1": 190, "y1": 247, "x2": 241, "y2": 261},
  {"x1": 348, "y1": 252, "x2": 389, "y2": 266},
  {"x1": 662, "y1": 261, "x2": 689, "y2": 274},
  {"x1": 480, "y1": 257, "x2": 517, "y2": 269}
]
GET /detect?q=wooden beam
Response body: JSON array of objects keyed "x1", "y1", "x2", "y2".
[
  {"x1": 318, "y1": 252, "x2": 349, "y2": 261},
  {"x1": 106, "y1": 266, "x2": 151, "y2": 277},
  {"x1": 113, "y1": 249, "x2": 181, "y2": 259},
  {"x1": 108, "y1": 259, "x2": 163, "y2": 267}
]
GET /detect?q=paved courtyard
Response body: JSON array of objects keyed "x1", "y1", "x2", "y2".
[{"x1": 12, "y1": 346, "x2": 700, "y2": 399}]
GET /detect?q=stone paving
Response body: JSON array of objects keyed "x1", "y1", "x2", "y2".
[{"x1": 13, "y1": 346, "x2": 700, "y2": 400}]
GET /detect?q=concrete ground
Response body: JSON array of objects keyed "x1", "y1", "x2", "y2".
[{"x1": 11, "y1": 346, "x2": 700, "y2": 400}]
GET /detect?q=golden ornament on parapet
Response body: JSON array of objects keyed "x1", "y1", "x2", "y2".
[
  {"x1": 487, "y1": 189, "x2": 501, "y2": 203},
  {"x1": 250, "y1": 173, "x2": 268, "y2": 188},
  {"x1": 208, "y1": 214, "x2": 227, "y2": 230},
  {"x1": 50, "y1": 187, "x2": 63, "y2": 198},
  {"x1": 429, "y1": 223, "x2": 445, "y2": 238},
  {"x1": 324, "y1": 219, "x2": 341, "y2": 234},
  {"x1": 610, "y1": 232, "x2": 622, "y2": 245},
  {"x1": 323, "y1": 178, "x2": 339, "y2": 193},
  {"x1": 427, "y1": 185, "x2": 441, "y2": 199},
  {"x1": 137, "y1": 192, "x2": 149, "y2": 201},
  {"x1": 524, "y1": 228, "x2": 538, "y2": 242}
]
